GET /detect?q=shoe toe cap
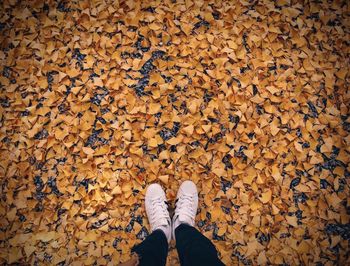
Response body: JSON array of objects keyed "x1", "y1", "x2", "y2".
[
  {"x1": 146, "y1": 183, "x2": 165, "y2": 198},
  {"x1": 180, "y1": 180, "x2": 198, "y2": 195}
]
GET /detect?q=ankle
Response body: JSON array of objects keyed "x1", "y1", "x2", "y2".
[
  {"x1": 155, "y1": 223, "x2": 172, "y2": 243},
  {"x1": 174, "y1": 219, "x2": 190, "y2": 230}
]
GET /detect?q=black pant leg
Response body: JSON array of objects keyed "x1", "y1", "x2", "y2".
[
  {"x1": 175, "y1": 224, "x2": 225, "y2": 266},
  {"x1": 131, "y1": 229, "x2": 168, "y2": 266}
]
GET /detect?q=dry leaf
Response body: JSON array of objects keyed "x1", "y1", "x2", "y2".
[{"x1": 158, "y1": 175, "x2": 169, "y2": 184}]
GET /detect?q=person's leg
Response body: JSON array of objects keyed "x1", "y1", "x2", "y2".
[
  {"x1": 126, "y1": 183, "x2": 171, "y2": 266},
  {"x1": 131, "y1": 229, "x2": 168, "y2": 266},
  {"x1": 172, "y1": 181, "x2": 224, "y2": 266},
  {"x1": 175, "y1": 224, "x2": 224, "y2": 266}
]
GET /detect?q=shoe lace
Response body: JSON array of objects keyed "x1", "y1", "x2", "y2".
[
  {"x1": 176, "y1": 194, "x2": 194, "y2": 221},
  {"x1": 150, "y1": 197, "x2": 169, "y2": 228}
]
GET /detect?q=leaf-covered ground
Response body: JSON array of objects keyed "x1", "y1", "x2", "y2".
[{"x1": 0, "y1": 0, "x2": 349, "y2": 265}]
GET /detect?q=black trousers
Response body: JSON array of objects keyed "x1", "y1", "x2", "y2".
[{"x1": 132, "y1": 224, "x2": 225, "y2": 266}]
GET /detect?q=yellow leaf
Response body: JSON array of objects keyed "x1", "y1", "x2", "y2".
[
  {"x1": 123, "y1": 130, "x2": 132, "y2": 141},
  {"x1": 271, "y1": 165, "x2": 281, "y2": 182},
  {"x1": 188, "y1": 101, "x2": 198, "y2": 114},
  {"x1": 148, "y1": 103, "x2": 161, "y2": 115},
  {"x1": 159, "y1": 150, "x2": 170, "y2": 160},
  {"x1": 325, "y1": 192, "x2": 342, "y2": 208},
  {"x1": 272, "y1": 204, "x2": 279, "y2": 215},
  {"x1": 35, "y1": 231, "x2": 56, "y2": 242},
  {"x1": 244, "y1": 149, "x2": 254, "y2": 160},
  {"x1": 148, "y1": 138, "x2": 158, "y2": 147},
  {"x1": 111, "y1": 186, "x2": 122, "y2": 195},
  {"x1": 167, "y1": 136, "x2": 183, "y2": 145},
  {"x1": 82, "y1": 147, "x2": 95, "y2": 155},
  {"x1": 55, "y1": 128, "x2": 68, "y2": 141},
  {"x1": 211, "y1": 208, "x2": 222, "y2": 220},
  {"x1": 94, "y1": 146, "x2": 110, "y2": 156},
  {"x1": 202, "y1": 124, "x2": 211, "y2": 133},
  {"x1": 84, "y1": 55, "x2": 95, "y2": 68},
  {"x1": 297, "y1": 241, "x2": 311, "y2": 253},
  {"x1": 259, "y1": 190, "x2": 272, "y2": 203},
  {"x1": 66, "y1": 67, "x2": 80, "y2": 77},
  {"x1": 84, "y1": 231, "x2": 98, "y2": 242},
  {"x1": 37, "y1": 78, "x2": 48, "y2": 88},
  {"x1": 335, "y1": 68, "x2": 347, "y2": 79},
  {"x1": 8, "y1": 247, "x2": 22, "y2": 264},
  {"x1": 286, "y1": 216, "x2": 298, "y2": 227},
  {"x1": 217, "y1": 225, "x2": 227, "y2": 236},
  {"x1": 93, "y1": 77, "x2": 104, "y2": 86},
  {"x1": 243, "y1": 168, "x2": 256, "y2": 185},
  {"x1": 149, "y1": 73, "x2": 162, "y2": 84},
  {"x1": 270, "y1": 120, "x2": 280, "y2": 136},
  {"x1": 24, "y1": 245, "x2": 36, "y2": 257},
  {"x1": 212, "y1": 167, "x2": 226, "y2": 177},
  {"x1": 159, "y1": 175, "x2": 169, "y2": 184},
  {"x1": 130, "y1": 146, "x2": 143, "y2": 157},
  {"x1": 227, "y1": 40, "x2": 238, "y2": 50},
  {"x1": 7, "y1": 208, "x2": 16, "y2": 221},
  {"x1": 36, "y1": 106, "x2": 51, "y2": 116},
  {"x1": 294, "y1": 141, "x2": 303, "y2": 152},
  {"x1": 257, "y1": 251, "x2": 267, "y2": 265},
  {"x1": 183, "y1": 125, "x2": 194, "y2": 135}
]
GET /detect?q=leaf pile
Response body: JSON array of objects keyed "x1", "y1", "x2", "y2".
[{"x1": 0, "y1": 0, "x2": 349, "y2": 265}]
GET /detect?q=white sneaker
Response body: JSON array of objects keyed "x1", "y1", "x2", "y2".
[
  {"x1": 145, "y1": 184, "x2": 171, "y2": 243},
  {"x1": 172, "y1": 180, "x2": 198, "y2": 240}
]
